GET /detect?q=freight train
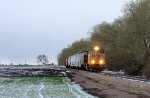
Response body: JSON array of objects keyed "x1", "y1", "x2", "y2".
[{"x1": 65, "y1": 46, "x2": 106, "y2": 71}]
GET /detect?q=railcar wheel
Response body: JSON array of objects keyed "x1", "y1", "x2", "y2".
[{"x1": 98, "y1": 70, "x2": 101, "y2": 72}]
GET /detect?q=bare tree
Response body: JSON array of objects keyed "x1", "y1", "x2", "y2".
[{"x1": 37, "y1": 54, "x2": 49, "y2": 65}]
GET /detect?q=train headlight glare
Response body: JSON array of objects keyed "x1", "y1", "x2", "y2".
[
  {"x1": 91, "y1": 60, "x2": 95, "y2": 64},
  {"x1": 94, "y1": 46, "x2": 100, "y2": 51},
  {"x1": 99, "y1": 60, "x2": 104, "y2": 64}
]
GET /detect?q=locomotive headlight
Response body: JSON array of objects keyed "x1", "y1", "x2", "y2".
[
  {"x1": 91, "y1": 60, "x2": 95, "y2": 64},
  {"x1": 99, "y1": 59, "x2": 104, "y2": 64},
  {"x1": 94, "y1": 46, "x2": 100, "y2": 51}
]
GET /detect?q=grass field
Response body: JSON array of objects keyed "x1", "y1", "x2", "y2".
[{"x1": 0, "y1": 77, "x2": 96, "y2": 98}]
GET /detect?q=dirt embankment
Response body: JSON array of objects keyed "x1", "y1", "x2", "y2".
[{"x1": 66, "y1": 68, "x2": 150, "y2": 98}]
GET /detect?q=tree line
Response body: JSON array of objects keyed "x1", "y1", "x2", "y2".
[{"x1": 57, "y1": 0, "x2": 150, "y2": 78}]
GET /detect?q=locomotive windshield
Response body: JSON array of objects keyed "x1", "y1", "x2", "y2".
[{"x1": 92, "y1": 54, "x2": 101, "y2": 58}]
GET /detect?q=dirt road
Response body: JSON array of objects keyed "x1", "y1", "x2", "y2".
[{"x1": 66, "y1": 68, "x2": 150, "y2": 98}]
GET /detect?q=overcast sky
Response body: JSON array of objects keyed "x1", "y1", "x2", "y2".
[{"x1": 0, "y1": 0, "x2": 130, "y2": 65}]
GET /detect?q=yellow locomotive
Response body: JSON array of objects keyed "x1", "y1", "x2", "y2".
[
  {"x1": 66, "y1": 46, "x2": 106, "y2": 71},
  {"x1": 87, "y1": 46, "x2": 105, "y2": 71}
]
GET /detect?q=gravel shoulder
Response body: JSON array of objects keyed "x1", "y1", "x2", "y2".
[{"x1": 66, "y1": 68, "x2": 150, "y2": 98}]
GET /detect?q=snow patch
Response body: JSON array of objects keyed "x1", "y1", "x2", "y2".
[
  {"x1": 66, "y1": 78, "x2": 97, "y2": 98},
  {"x1": 102, "y1": 70, "x2": 125, "y2": 75},
  {"x1": 39, "y1": 83, "x2": 44, "y2": 98}
]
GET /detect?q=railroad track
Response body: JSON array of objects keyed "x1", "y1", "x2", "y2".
[
  {"x1": 65, "y1": 67, "x2": 150, "y2": 84},
  {"x1": 100, "y1": 71, "x2": 150, "y2": 84}
]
